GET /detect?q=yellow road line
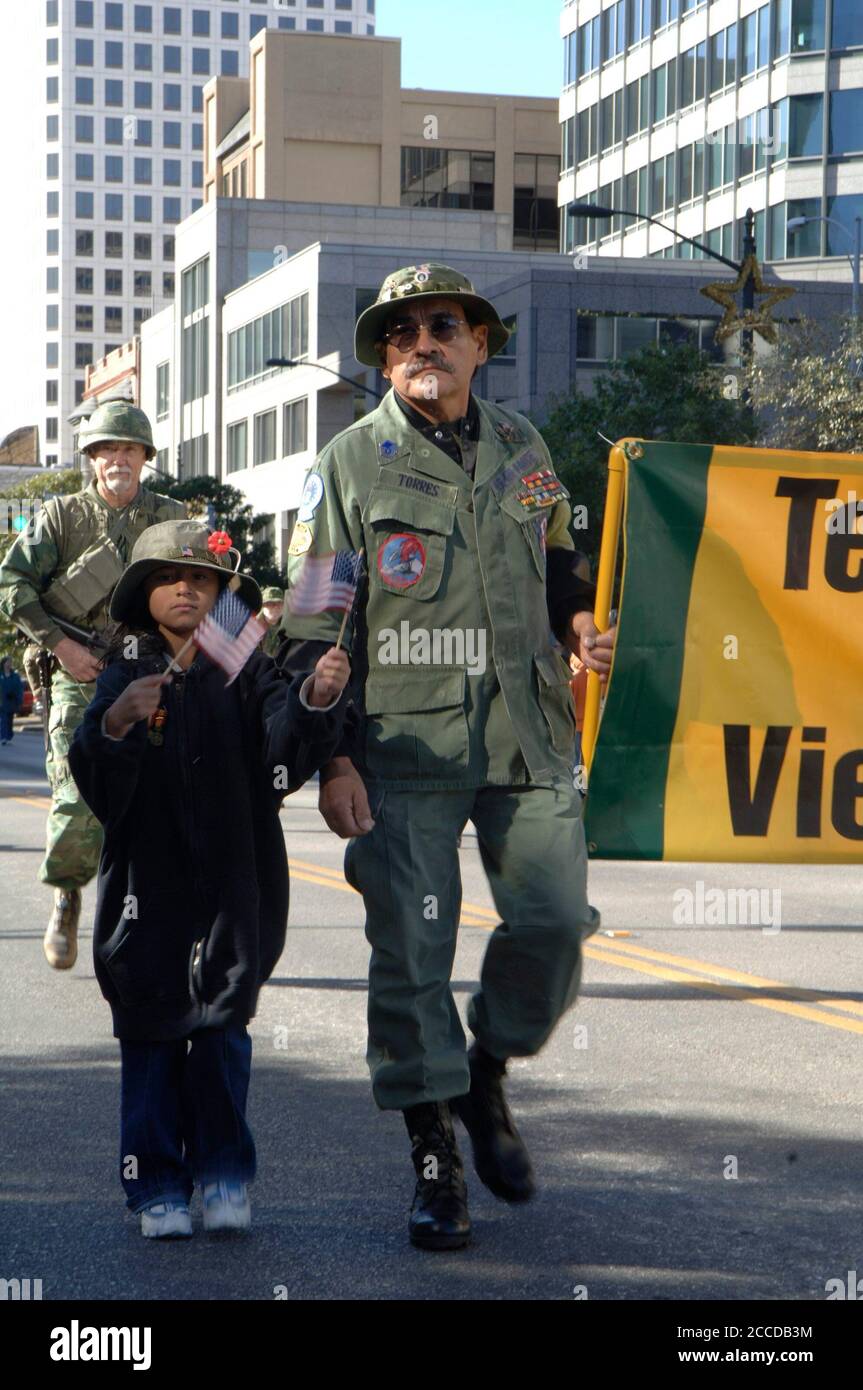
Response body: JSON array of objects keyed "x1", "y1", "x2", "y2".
[
  {"x1": 289, "y1": 866, "x2": 490, "y2": 926},
  {"x1": 582, "y1": 943, "x2": 863, "y2": 1037},
  {"x1": 7, "y1": 795, "x2": 51, "y2": 810}
]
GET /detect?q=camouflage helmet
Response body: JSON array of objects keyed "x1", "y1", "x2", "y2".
[
  {"x1": 261, "y1": 586, "x2": 284, "y2": 604},
  {"x1": 78, "y1": 401, "x2": 156, "y2": 460},
  {"x1": 353, "y1": 263, "x2": 511, "y2": 368}
]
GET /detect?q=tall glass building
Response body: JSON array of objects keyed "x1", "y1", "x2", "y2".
[{"x1": 559, "y1": 0, "x2": 863, "y2": 270}]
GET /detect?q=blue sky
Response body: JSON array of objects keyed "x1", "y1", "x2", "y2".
[{"x1": 375, "y1": 0, "x2": 563, "y2": 98}]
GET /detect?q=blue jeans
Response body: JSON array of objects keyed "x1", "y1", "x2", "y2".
[
  {"x1": 0, "y1": 709, "x2": 13, "y2": 742},
  {"x1": 119, "y1": 1025, "x2": 255, "y2": 1213}
]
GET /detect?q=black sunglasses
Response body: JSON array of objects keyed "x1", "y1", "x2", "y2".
[{"x1": 382, "y1": 312, "x2": 467, "y2": 352}]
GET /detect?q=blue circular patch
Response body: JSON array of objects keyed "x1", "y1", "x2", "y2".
[
  {"x1": 297, "y1": 471, "x2": 324, "y2": 522},
  {"x1": 379, "y1": 440, "x2": 398, "y2": 460}
]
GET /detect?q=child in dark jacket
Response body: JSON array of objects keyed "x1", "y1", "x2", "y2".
[{"x1": 70, "y1": 521, "x2": 349, "y2": 1239}]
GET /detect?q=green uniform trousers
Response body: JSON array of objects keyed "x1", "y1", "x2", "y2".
[
  {"x1": 344, "y1": 782, "x2": 600, "y2": 1110},
  {"x1": 39, "y1": 669, "x2": 102, "y2": 892}
]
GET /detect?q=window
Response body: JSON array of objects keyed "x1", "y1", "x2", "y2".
[
  {"x1": 48, "y1": 229, "x2": 60, "y2": 254},
  {"x1": 164, "y1": 158, "x2": 181, "y2": 185},
  {"x1": 47, "y1": 77, "x2": 58, "y2": 102},
  {"x1": 105, "y1": 155, "x2": 122, "y2": 182},
  {"x1": 76, "y1": 153, "x2": 94, "y2": 180},
  {"x1": 134, "y1": 271, "x2": 152, "y2": 297},
  {"x1": 513, "y1": 153, "x2": 560, "y2": 250},
  {"x1": 105, "y1": 117, "x2": 123, "y2": 144},
  {"x1": 105, "y1": 79, "x2": 123, "y2": 105},
  {"x1": 833, "y1": 0, "x2": 863, "y2": 48},
  {"x1": 47, "y1": 190, "x2": 59, "y2": 217},
  {"x1": 226, "y1": 420, "x2": 247, "y2": 474},
  {"x1": 283, "y1": 398, "x2": 308, "y2": 456},
  {"x1": 134, "y1": 5, "x2": 152, "y2": 33},
  {"x1": 182, "y1": 258, "x2": 209, "y2": 314},
  {"x1": 222, "y1": 50, "x2": 239, "y2": 76},
  {"x1": 156, "y1": 362, "x2": 170, "y2": 420},
  {"x1": 164, "y1": 7, "x2": 182, "y2": 35},
  {"x1": 164, "y1": 120, "x2": 182, "y2": 148},
  {"x1": 135, "y1": 42, "x2": 152, "y2": 69},
  {"x1": 222, "y1": 13, "x2": 239, "y2": 39},
  {"x1": 135, "y1": 82, "x2": 153, "y2": 108},
  {"x1": 278, "y1": 16, "x2": 296, "y2": 28},
  {"x1": 400, "y1": 147, "x2": 494, "y2": 210},
  {"x1": 134, "y1": 233, "x2": 151, "y2": 259},
  {"x1": 76, "y1": 191, "x2": 94, "y2": 218},
  {"x1": 135, "y1": 156, "x2": 152, "y2": 183},
  {"x1": 182, "y1": 320, "x2": 208, "y2": 402},
  {"x1": 164, "y1": 45, "x2": 182, "y2": 72},
  {"x1": 75, "y1": 0, "x2": 93, "y2": 25},
  {"x1": 307, "y1": 18, "x2": 324, "y2": 30},
  {"x1": 156, "y1": 448, "x2": 170, "y2": 476},
  {"x1": 192, "y1": 124, "x2": 204, "y2": 151},
  {"x1": 47, "y1": 304, "x2": 59, "y2": 331},
  {"x1": 250, "y1": 15, "x2": 266, "y2": 38},
  {"x1": 47, "y1": 0, "x2": 58, "y2": 23},
  {"x1": 192, "y1": 87, "x2": 203, "y2": 113},
  {"x1": 75, "y1": 230, "x2": 93, "y2": 255},
  {"x1": 76, "y1": 77, "x2": 94, "y2": 104},
  {"x1": 786, "y1": 196, "x2": 821, "y2": 254},
  {"x1": 576, "y1": 15, "x2": 601, "y2": 78},
  {"x1": 105, "y1": 233, "x2": 123, "y2": 259},
  {"x1": 830, "y1": 89, "x2": 863, "y2": 153},
  {"x1": 227, "y1": 294, "x2": 309, "y2": 391},
  {"x1": 335, "y1": 20, "x2": 351, "y2": 32},
  {"x1": 789, "y1": 93, "x2": 823, "y2": 156},
  {"x1": 75, "y1": 38, "x2": 93, "y2": 64},
  {"x1": 603, "y1": 0, "x2": 626, "y2": 62},
  {"x1": 180, "y1": 434, "x2": 208, "y2": 481},
  {"x1": 105, "y1": 40, "x2": 123, "y2": 67},
  {"x1": 105, "y1": 194, "x2": 123, "y2": 220},
  {"x1": 106, "y1": 307, "x2": 123, "y2": 333},
  {"x1": 75, "y1": 343, "x2": 94, "y2": 369},
  {"x1": 192, "y1": 48, "x2": 211, "y2": 75},
  {"x1": 134, "y1": 307, "x2": 149, "y2": 330},
  {"x1": 46, "y1": 419, "x2": 58, "y2": 443},
  {"x1": 163, "y1": 272, "x2": 175, "y2": 297},
  {"x1": 776, "y1": 0, "x2": 826, "y2": 53},
  {"x1": 826, "y1": 193, "x2": 863, "y2": 254},
  {"x1": 105, "y1": 3, "x2": 123, "y2": 30},
  {"x1": 164, "y1": 84, "x2": 182, "y2": 110},
  {"x1": 134, "y1": 195, "x2": 152, "y2": 221},
  {"x1": 164, "y1": 235, "x2": 175, "y2": 261},
  {"x1": 253, "y1": 410, "x2": 277, "y2": 466},
  {"x1": 47, "y1": 266, "x2": 59, "y2": 292},
  {"x1": 193, "y1": 161, "x2": 203, "y2": 188},
  {"x1": 105, "y1": 269, "x2": 123, "y2": 294},
  {"x1": 600, "y1": 90, "x2": 624, "y2": 153},
  {"x1": 135, "y1": 119, "x2": 152, "y2": 146},
  {"x1": 163, "y1": 197, "x2": 182, "y2": 223},
  {"x1": 74, "y1": 305, "x2": 92, "y2": 331},
  {"x1": 47, "y1": 114, "x2": 59, "y2": 141},
  {"x1": 46, "y1": 380, "x2": 58, "y2": 404}
]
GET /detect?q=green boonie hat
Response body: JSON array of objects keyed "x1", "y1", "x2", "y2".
[
  {"x1": 354, "y1": 263, "x2": 511, "y2": 368},
  {"x1": 78, "y1": 401, "x2": 156, "y2": 460},
  {"x1": 261, "y1": 586, "x2": 284, "y2": 603},
  {"x1": 110, "y1": 520, "x2": 262, "y2": 624}
]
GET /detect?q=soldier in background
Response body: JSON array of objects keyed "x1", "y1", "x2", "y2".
[
  {"x1": 259, "y1": 586, "x2": 285, "y2": 657},
  {"x1": 0, "y1": 401, "x2": 185, "y2": 970}
]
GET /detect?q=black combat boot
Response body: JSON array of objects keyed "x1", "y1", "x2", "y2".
[
  {"x1": 403, "y1": 1101, "x2": 471, "y2": 1251},
  {"x1": 451, "y1": 1044, "x2": 536, "y2": 1204}
]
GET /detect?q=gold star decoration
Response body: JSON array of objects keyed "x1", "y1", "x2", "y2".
[{"x1": 699, "y1": 255, "x2": 796, "y2": 344}]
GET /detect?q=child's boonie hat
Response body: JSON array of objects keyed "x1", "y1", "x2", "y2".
[{"x1": 110, "y1": 520, "x2": 262, "y2": 624}]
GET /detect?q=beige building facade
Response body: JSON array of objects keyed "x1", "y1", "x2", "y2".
[{"x1": 203, "y1": 30, "x2": 561, "y2": 253}]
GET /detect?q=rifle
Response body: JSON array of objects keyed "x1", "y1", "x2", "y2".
[{"x1": 50, "y1": 614, "x2": 110, "y2": 656}]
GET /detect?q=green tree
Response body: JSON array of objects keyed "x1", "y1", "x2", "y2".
[
  {"x1": 143, "y1": 475, "x2": 286, "y2": 588},
  {"x1": 538, "y1": 341, "x2": 757, "y2": 574},
  {"x1": 744, "y1": 315, "x2": 863, "y2": 454},
  {"x1": 0, "y1": 469, "x2": 83, "y2": 667}
]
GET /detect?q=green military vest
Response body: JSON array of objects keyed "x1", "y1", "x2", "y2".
[
  {"x1": 283, "y1": 389, "x2": 580, "y2": 791},
  {"x1": 0, "y1": 480, "x2": 186, "y2": 651}
]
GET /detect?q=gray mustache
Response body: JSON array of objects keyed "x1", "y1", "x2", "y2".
[{"x1": 405, "y1": 355, "x2": 455, "y2": 378}]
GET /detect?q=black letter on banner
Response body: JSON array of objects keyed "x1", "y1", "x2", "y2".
[
  {"x1": 775, "y1": 477, "x2": 838, "y2": 589},
  {"x1": 724, "y1": 724, "x2": 791, "y2": 835},
  {"x1": 831, "y1": 751, "x2": 863, "y2": 840},
  {"x1": 797, "y1": 728, "x2": 826, "y2": 838},
  {"x1": 824, "y1": 503, "x2": 863, "y2": 592}
]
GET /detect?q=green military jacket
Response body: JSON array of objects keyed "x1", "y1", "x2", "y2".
[
  {"x1": 0, "y1": 480, "x2": 186, "y2": 651},
  {"x1": 282, "y1": 389, "x2": 583, "y2": 791}
]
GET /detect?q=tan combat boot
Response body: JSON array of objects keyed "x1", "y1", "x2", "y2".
[{"x1": 43, "y1": 888, "x2": 81, "y2": 970}]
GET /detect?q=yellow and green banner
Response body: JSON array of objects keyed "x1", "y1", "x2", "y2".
[{"x1": 585, "y1": 442, "x2": 863, "y2": 862}]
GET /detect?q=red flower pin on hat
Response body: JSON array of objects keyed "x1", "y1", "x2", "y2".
[{"x1": 208, "y1": 530, "x2": 232, "y2": 555}]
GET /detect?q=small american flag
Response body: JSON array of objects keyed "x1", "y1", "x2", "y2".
[
  {"x1": 195, "y1": 584, "x2": 268, "y2": 686},
  {"x1": 288, "y1": 549, "x2": 363, "y2": 616}
]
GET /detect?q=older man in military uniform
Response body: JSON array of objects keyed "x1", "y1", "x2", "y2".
[
  {"x1": 280, "y1": 264, "x2": 614, "y2": 1250},
  {"x1": 0, "y1": 401, "x2": 185, "y2": 970}
]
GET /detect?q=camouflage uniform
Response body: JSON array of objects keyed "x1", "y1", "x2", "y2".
[
  {"x1": 260, "y1": 586, "x2": 284, "y2": 658},
  {"x1": 0, "y1": 479, "x2": 185, "y2": 890}
]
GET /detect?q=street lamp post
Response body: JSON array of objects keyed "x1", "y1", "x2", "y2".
[
  {"x1": 266, "y1": 356, "x2": 385, "y2": 399},
  {"x1": 786, "y1": 214, "x2": 862, "y2": 320}
]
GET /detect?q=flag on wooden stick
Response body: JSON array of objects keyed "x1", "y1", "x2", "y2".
[
  {"x1": 194, "y1": 580, "x2": 268, "y2": 685},
  {"x1": 287, "y1": 549, "x2": 363, "y2": 616}
]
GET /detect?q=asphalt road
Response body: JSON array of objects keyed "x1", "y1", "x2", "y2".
[{"x1": 1, "y1": 721, "x2": 861, "y2": 1302}]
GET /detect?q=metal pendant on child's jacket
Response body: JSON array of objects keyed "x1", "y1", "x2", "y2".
[{"x1": 148, "y1": 706, "x2": 167, "y2": 746}]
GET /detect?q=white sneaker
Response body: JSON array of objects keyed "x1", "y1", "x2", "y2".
[
  {"x1": 202, "y1": 1180, "x2": 251, "y2": 1233},
  {"x1": 140, "y1": 1200, "x2": 193, "y2": 1239}
]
